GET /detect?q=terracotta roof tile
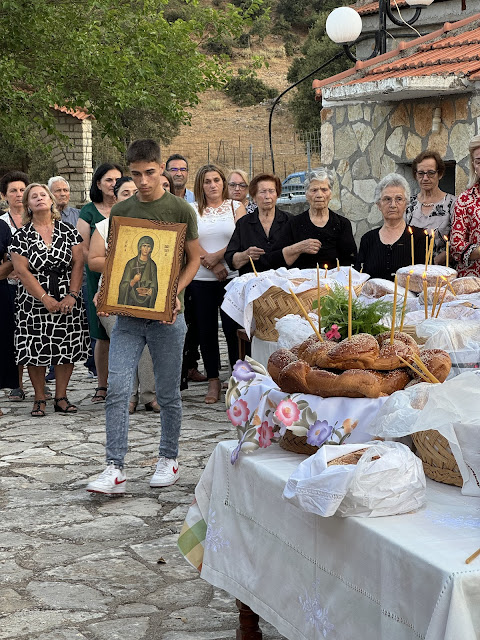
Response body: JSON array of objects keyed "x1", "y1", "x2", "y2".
[
  {"x1": 53, "y1": 105, "x2": 91, "y2": 120},
  {"x1": 354, "y1": 0, "x2": 409, "y2": 16},
  {"x1": 313, "y1": 13, "x2": 480, "y2": 98}
]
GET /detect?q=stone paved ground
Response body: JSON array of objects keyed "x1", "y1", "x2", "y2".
[{"x1": 0, "y1": 358, "x2": 286, "y2": 640}]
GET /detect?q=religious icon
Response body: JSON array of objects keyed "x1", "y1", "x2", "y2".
[
  {"x1": 97, "y1": 217, "x2": 187, "y2": 322},
  {"x1": 117, "y1": 235, "x2": 158, "y2": 308}
]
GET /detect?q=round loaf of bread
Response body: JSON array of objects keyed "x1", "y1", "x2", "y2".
[
  {"x1": 452, "y1": 276, "x2": 480, "y2": 295},
  {"x1": 396, "y1": 265, "x2": 457, "y2": 293},
  {"x1": 414, "y1": 348, "x2": 451, "y2": 383},
  {"x1": 277, "y1": 361, "x2": 410, "y2": 398}
]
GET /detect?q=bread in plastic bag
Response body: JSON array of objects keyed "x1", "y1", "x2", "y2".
[
  {"x1": 283, "y1": 442, "x2": 426, "y2": 518},
  {"x1": 369, "y1": 370, "x2": 480, "y2": 496},
  {"x1": 336, "y1": 442, "x2": 426, "y2": 517}
]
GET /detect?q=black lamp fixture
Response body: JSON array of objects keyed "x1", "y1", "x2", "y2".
[{"x1": 325, "y1": 0, "x2": 434, "y2": 62}]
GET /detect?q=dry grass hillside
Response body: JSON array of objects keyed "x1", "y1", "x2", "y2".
[{"x1": 162, "y1": 35, "x2": 320, "y2": 186}]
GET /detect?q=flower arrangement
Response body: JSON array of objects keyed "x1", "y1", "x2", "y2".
[{"x1": 320, "y1": 283, "x2": 393, "y2": 341}]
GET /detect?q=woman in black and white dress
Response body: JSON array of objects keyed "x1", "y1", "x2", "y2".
[{"x1": 10, "y1": 184, "x2": 89, "y2": 417}]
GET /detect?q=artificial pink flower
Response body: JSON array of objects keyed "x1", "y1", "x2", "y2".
[
  {"x1": 227, "y1": 398, "x2": 250, "y2": 427},
  {"x1": 326, "y1": 324, "x2": 341, "y2": 340},
  {"x1": 257, "y1": 421, "x2": 274, "y2": 448},
  {"x1": 274, "y1": 398, "x2": 300, "y2": 427}
]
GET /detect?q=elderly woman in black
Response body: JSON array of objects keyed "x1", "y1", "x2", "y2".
[
  {"x1": 224, "y1": 173, "x2": 291, "y2": 275},
  {"x1": 268, "y1": 168, "x2": 357, "y2": 269},
  {"x1": 356, "y1": 173, "x2": 426, "y2": 280}
]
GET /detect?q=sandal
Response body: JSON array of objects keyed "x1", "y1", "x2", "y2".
[
  {"x1": 8, "y1": 387, "x2": 25, "y2": 402},
  {"x1": 91, "y1": 387, "x2": 107, "y2": 403},
  {"x1": 54, "y1": 397, "x2": 77, "y2": 414},
  {"x1": 31, "y1": 399, "x2": 47, "y2": 417},
  {"x1": 204, "y1": 378, "x2": 221, "y2": 404},
  {"x1": 145, "y1": 400, "x2": 160, "y2": 413}
]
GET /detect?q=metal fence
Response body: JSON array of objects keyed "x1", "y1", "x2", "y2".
[{"x1": 161, "y1": 129, "x2": 322, "y2": 180}]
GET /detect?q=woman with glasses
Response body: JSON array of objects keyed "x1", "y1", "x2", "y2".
[
  {"x1": 227, "y1": 169, "x2": 256, "y2": 213},
  {"x1": 405, "y1": 150, "x2": 455, "y2": 265},
  {"x1": 189, "y1": 164, "x2": 246, "y2": 403},
  {"x1": 356, "y1": 173, "x2": 426, "y2": 280},
  {"x1": 225, "y1": 173, "x2": 291, "y2": 276},
  {"x1": 269, "y1": 168, "x2": 357, "y2": 270}
]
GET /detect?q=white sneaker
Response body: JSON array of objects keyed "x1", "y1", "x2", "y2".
[
  {"x1": 86, "y1": 464, "x2": 126, "y2": 494},
  {"x1": 150, "y1": 457, "x2": 179, "y2": 487}
]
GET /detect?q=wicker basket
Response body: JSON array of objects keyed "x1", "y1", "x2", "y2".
[
  {"x1": 412, "y1": 430, "x2": 462, "y2": 487},
  {"x1": 252, "y1": 279, "x2": 364, "y2": 342},
  {"x1": 402, "y1": 325, "x2": 428, "y2": 345},
  {"x1": 279, "y1": 429, "x2": 319, "y2": 455},
  {"x1": 252, "y1": 281, "x2": 321, "y2": 341}
]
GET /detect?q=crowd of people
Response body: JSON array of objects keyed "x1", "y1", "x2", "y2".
[{"x1": 2, "y1": 134, "x2": 480, "y2": 490}]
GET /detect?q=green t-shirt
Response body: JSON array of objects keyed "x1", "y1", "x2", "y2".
[{"x1": 110, "y1": 191, "x2": 198, "y2": 313}]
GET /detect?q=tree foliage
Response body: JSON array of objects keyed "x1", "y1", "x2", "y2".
[
  {"x1": 0, "y1": 0, "x2": 257, "y2": 153},
  {"x1": 286, "y1": 1, "x2": 352, "y2": 132}
]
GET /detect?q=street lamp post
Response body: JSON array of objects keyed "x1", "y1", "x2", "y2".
[{"x1": 326, "y1": 0, "x2": 434, "y2": 63}]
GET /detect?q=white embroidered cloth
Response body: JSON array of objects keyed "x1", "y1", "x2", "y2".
[
  {"x1": 221, "y1": 267, "x2": 369, "y2": 337},
  {"x1": 181, "y1": 440, "x2": 480, "y2": 640}
]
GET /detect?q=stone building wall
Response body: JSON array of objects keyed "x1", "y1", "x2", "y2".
[
  {"x1": 45, "y1": 112, "x2": 93, "y2": 207},
  {"x1": 320, "y1": 94, "x2": 480, "y2": 243}
]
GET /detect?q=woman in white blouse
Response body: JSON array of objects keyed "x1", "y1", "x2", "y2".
[{"x1": 190, "y1": 164, "x2": 246, "y2": 403}]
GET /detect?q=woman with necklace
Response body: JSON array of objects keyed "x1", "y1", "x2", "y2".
[
  {"x1": 10, "y1": 184, "x2": 89, "y2": 417},
  {"x1": 225, "y1": 172, "x2": 291, "y2": 275},
  {"x1": 77, "y1": 163, "x2": 123, "y2": 403},
  {"x1": 356, "y1": 173, "x2": 426, "y2": 280},
  {"x1": 405, "y1": 150, "x2": 455, "y2": 265}
]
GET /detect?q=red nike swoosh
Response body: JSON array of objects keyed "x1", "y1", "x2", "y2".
[
  {"x1": 115, "y1": 478, "x2": 126, "y2": 485},
  {"x1": 173, "y1": 467, "x2": 178, "y2": 474}
]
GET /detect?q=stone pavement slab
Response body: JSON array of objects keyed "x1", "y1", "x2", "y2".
[{"x1": 0, "y1": 361, "x2": 286, "y2": 639}]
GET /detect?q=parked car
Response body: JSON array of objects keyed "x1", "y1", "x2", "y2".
[{"x1": 281, "y1": 171, "x2": 307, "y2": 197}]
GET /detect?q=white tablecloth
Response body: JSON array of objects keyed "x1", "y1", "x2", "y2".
[{"x1": 183, "y1": 441, "x2": 480, "y2": 640}]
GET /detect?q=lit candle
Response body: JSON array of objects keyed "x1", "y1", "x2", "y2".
[
  {"x1": 348, "y1": 267, "x2": 352, "y2": 340},
  {"x1": 399, "y1": 274, "x2": 410, "y2": 332},
  {"x1": 444, "y1": 235, "x2": 449, "y2": 268},
  {"x1": 429, "y1": 229, "x2": 435, "y2": 266},
  {"x1": 317, "y1": 264, "x2": 321, "y2": 333},
  {"x1": 431, "y1": 276, "x2": 440, "y2": 317},
  {"x1": 408, "y1": 226, "x2": 414, "y2": 266},
  {"x1": 324, "y1": 263, "x2": 328, "y2": 279},
  {"x1": 390, "y1": 274, "x2": 398, "y2": 344},
  {"x1": 423, "y1": 272, "x2": 428, "y2": 319}
]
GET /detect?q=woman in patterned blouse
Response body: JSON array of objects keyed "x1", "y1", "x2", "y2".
[
  {"x1": 451, "y1": 135, "x2": 480, "y2": 277},
  {"x1": 405, "y1": 150, "x2": 455, "y2": 265},
  {"x1": 10, "y1": 184, "x2": 89, "y2": 417}
]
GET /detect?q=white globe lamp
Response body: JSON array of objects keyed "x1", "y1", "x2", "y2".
[{"x1": 326, "y1": 7, "x2": 363, "y2": 45}]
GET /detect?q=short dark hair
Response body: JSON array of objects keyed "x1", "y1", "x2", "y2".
[
  {"x1": 166, "y1": 153, "x2": 188, "y2": 170},
  {"x1": 113, "y1": 176, "x2": 134, "y2": 198},
  {"x1": 249, "y1": 173, "x2": 281, "y2": 198},
  {"x1": 412, "y1": 150, "x2": 445, "y2": 179},
  {"x1": 90, "y1": 163, "x2": 123, "y2": 203},
  {"x1": 126, "y1": 139, "x2": 161, "y2": 165},
  {"x1": 0, "y1": 170, "x2": 29, "y2": 196}
]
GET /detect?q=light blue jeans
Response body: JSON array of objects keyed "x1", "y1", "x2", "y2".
[{"x1": 105, "y1": 314, "x2": 187, "y2": 467}]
